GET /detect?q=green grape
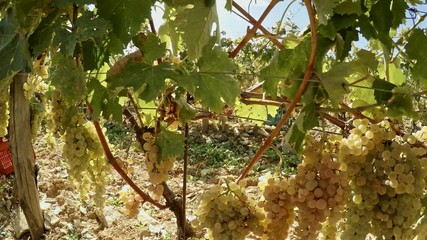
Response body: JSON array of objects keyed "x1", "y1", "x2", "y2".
[
  {"x1": 141, "y1": 131, "x2": 176, "y2": 184},
  {"x1": 193, "y1": 181, "x2": 264, "y2": 240},
  {"x1": 0, "y1": 87, "x2": 9, "y2": 138},
  {"x1": 290, "y1": 137, "x2": 349, "y2": 240},
  {"x1": 258, "y1": 174, "x2": 295, "y2": 240}
]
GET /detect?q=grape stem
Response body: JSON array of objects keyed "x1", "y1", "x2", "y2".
[
  {"x1": 237, "y1": 0, "x2": 318, "y2": 182},
  {"x1": 87, "y1": 105, "x2": 167, "y2": 209}
]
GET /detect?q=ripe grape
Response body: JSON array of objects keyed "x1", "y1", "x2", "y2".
[
  {"x1": 0, "y1": 87, "x2": 9, "y2": 138},
  {"x1": 193, "y1": 181, "x2": 264, "y2": 240}
]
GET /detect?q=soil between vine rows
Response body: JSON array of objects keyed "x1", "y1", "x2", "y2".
[{"x1": 0, "y1": 121, "x2": 291, "y2": 240}]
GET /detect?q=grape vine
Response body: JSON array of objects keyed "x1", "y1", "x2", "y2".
[{"x1": 1, "y1": 0, "x2": 427, "y2": 239}]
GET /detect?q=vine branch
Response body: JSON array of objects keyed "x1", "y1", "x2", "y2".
[
  {"x1": 229, "y1": 0, "x2": 280, "y2": 58},
  {"x1": 237, "y1": 0, "x2": 318, "y2": 181},
  {"x1": 88, "y1": 105, "x2": 167, "y2": 209},
  {"x1": 231, "y1": 1, "x2": 284, "y2": 49}
]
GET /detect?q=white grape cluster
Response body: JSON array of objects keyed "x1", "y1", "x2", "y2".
[
  {"x1": 47, "y1": 90, "x2": 67, "y2": 136},
  {"x1": 0, "y1": 87, "x2": 9, "y2": 138},
  {"x1": 142, "y1": 132, "x2": 175, "y2": 197},
  {"x1": 119, "y1": 186, "x2": 143, "y2": 217},
  {"x1": 339, "y1": 119, "x2": 427, "y2": 239},
  {"x1": 291, "y1": 136, "x2": 349, "y2": 240},
  {"x1": 30, "y1": 96, "x2": 47, "y2": 140},
  {"x1": 258, "y1": 175, "x2": 295, "y2": 240},
  {"x1": 193, "y1": 181, "x2": 265, "y2": 240},
  {"x1": 60, "y1": 110, "x2": 110, "y2": 211}
]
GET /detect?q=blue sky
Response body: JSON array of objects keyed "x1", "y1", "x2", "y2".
[
  {"x1": 216, "y1": 0, "x2": 309, "y2": 37},
  {"x1": 151, "y1": 1, "x2": 427, "y2": 40}
]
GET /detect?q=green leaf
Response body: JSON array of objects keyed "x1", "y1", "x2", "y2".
[
  {"x1": 225, "y1": 0, "x2": 232, "y2": 11},
  {"x1": 175, "y1": 97, "x2": 197, "y2": 123},
  {"x1": 312, "y1": 0, "x2": 339, "y2": 25},
  {"x1": 156, "y1": 126, "x2": 184, "y2": 161},
  {"x1": 391, "y1": 0, "x2": 408, "y2": 29},
  {"x1": 87, "y1": 77, "x2": 122, "y2": 122},
  {"x1": 49, "y1": 53, "x2": 87, "y2": 105},
  {"x1": 0, "y1": 8, "x2": 31, "y2": 87},
  {"x1": 386, "y1": 87, "x2": 417, "y2": 118},
  {"x1": 81, "y1": 40, "x2": 110, "y2": 71},
  {"x1": 334, "y1": 0, "x2": 363, "y2": 15},
  {"x1": 317, "y1": 63, "x2": 351, "y2": 106},
  {"x1": 53, "y1": 28, "x2": 77, "y2": 56},
  {"x1": 405, "y1": 29, "x2": 427, "y2": 60},
  {"x1": 261, "y1": 40, "x2": 309, "y2": 98},
  {"x1": 97, "y1": 0, "x2": 153, "y2": 44},
  {"x1": 135, "y1": 32, "x2": 166, "y2": 64},
  {"x1": 284, "y1": 103, "x2": 319, "y2": 155},
  {"x1": 175, "y1": 0, "x2": 219, "y2": 60},
  {"x1": 28, "y1": 9, "x2": 61, "y2": 57},
  {"x1": 174, "y1": 42, "x2": 240, "y2": 112},
  {"x1": 356, "y1": 49, "x2": 378, "y2": 71},
  {"x1": 369, "y1": 0, "x2": 392, "y2": 35},
  {"x1": 76, "y1": 11, "x2": 111, "y2": 41},
  {"x1": 405, "y1": 29, "x2": 427, "y2": 88},
  {"x1": 54, "y1": 0, "x2": 95, "y2": 8},
  {"x1": 357, "y1": 14, "x2": 377, "y2": 40},
  {"x1": 107, "y1": 61, "x2": 176, "y2": 102},
  {"x1": 388, "y1": 61, "x2": 405, "y2": 86},
  {"x1": 372, "y1": 78, "x2": 396, "y2": 103}
]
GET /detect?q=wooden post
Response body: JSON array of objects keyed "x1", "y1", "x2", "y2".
[{"x1": 10, "y1": 71, "x2": 45, "y2": 239}]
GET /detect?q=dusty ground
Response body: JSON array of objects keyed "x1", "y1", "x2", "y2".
[{"x1": 0, "y1": 121, "x2": 287, "y2": 240}]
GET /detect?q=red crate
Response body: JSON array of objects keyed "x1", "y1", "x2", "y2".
[
  {"x1": 0, "y1": 139, "x2": 37, "y2": 176},
  {"x1": 0, "y1": 140, "x2": 13, "y2": 176}
]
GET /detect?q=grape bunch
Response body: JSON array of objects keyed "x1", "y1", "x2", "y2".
[
  {"x1": 339, "y1": 119, "x2": 427, "y2": 239},
  {"x1": 291, "y1": 136, "x2": 349, "y2": 240},
  {"x1": 30, "y1": 95, "x2": 46, "y2": 140},
  {"x1": 142, "y1": 132, "x2": 176, "y2": 185},
  {"x1": 0, "y1": 87, "x2": 9, "y2": 138},
  {"x1": 193, "y1": 181, "x2": 265, "y2": 240},
  {"x1": 119, "y1": 186, "x2": 143, "y2": 218},
  {"x1": 258, "y1": 174, "x2": 295, "y2": 240},
  {"x1": 59, "y1": 109, "x2": 110, "y2": 211},
  {"x1": 47, "y1": 90, "x2": 67, "y2": 136},
  {"x1": 148, "y1": 183, "x2": 164, "y2": 201}
]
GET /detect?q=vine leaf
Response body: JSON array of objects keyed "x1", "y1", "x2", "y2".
[
  {"x1": 334, "y1": 0, "x2": 363, "y2": 15},
  {"x1": 76, "y1": 11, "x2": 111, "y2": 41},
  {"x1": 133, "y1": 33, "x2": 166, "y2": 65},
  {"x1": 175, "y1": 0, "x2": 219, "y2": 60},
  {"x1": 284, "y1": 103, "x2": 319, "y2": 155},
  {"x1": 107, "y1": 61, "x2": 177, "y2": 102},
  {"x1": 50, "y1": 53, "x2": 87, "y2": 105},
  {"x1": 97, "y1": 0, "x2": 152, "y2": 44},
  {"x1": 372, "y1": 78, "x2": 396, "y2": 103},
  {"x1": 156, "y1": 126, "x2": 185, "y2": 161},
  {"x1": 53, "y1": 29, "x2": 77, "y2": 56},
  {"x1": 0, "y1": 8, "x2": 31, "y2": 88},
  {"x1": 318, "y1": 63, "x2": 352, "y2": 106},
  {"x1": 175, "y1": 97, "x2": 197, "y2": 124},
  {"x1": 87, "y1": 78, "x2": 123, "y2": 122},
  {"x1": 386, "y1": 87, "x2": 417, "y2": 118},
  {"x1": 312, "y1": 0, "x2": 339, "y2": 25},
  {"x1": 405, "y1": 29, "x2": 427, "y2": 88},
  {"x1": 28, "y1": 9, "x2": 61, "y2": 57},
  {"x1": 174, "y1": 41, "x2": 240, "y2": 113},
  {"x1": 391, "y1": 0, "x2": 408, "y2": 29},
  {"x1": 370, "y1": 0, "x2": 392, "y2": 34},
  {"x1": 81, "y1": 40, "x2": 110, "y2": 71},
  {"x1": 261, "y1": 40, "x2": 309, "y2": 99}
]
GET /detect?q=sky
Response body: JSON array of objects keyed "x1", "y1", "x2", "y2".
[
  {"x1": 151, "y1": 1, "x2": 427, "y2": 40},
  {"x1": 151, "y1": 0, "x2": 309, "y2": 39}
]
